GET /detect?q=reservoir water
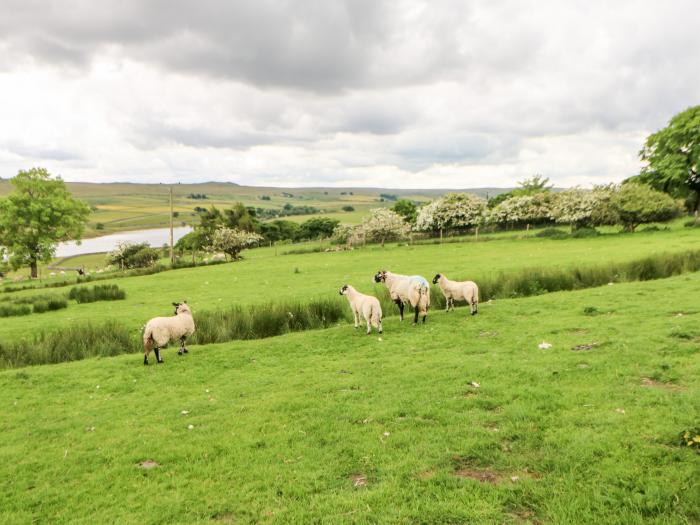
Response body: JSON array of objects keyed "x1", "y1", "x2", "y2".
[{"x1": 55, "y1": 226, "x2": 193, "y2": 258}]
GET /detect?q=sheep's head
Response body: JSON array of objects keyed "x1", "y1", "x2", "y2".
[
  {"x1": 339, "y1": 284, "x2": 349, "y2": 295},
  {"x1": 373, "y1": 270, "x2": 387, "y2": 283},
  {"x1": 432, "y1": 274, "x2": 442, "y2": 284},
  {"x1": 172, "y1": 301, "x2": 191, "y2": 315}
]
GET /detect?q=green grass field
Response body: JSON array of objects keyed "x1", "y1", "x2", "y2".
[
  {"x1": 0, "y1": 181, "x2": 503, "y2": 237},
  {"x1": 1, "y1": 273, "x2": 698, "y2": 523},
  {"x1": 1, "y1": 226, "x2": 699, "y2": 343}
]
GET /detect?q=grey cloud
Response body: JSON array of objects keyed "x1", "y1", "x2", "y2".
[{"x1": 4, "y1": 141, "x2": 82, "y2": 161}]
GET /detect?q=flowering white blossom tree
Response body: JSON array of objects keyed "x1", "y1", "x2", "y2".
[
  {"x1": 415, "y1": 193, "x2": 487, "y2": 236},
  {"x1": 334, "y1": 209, "x2": 409, "y2": 247},
  {"x1": 549, "y1": 189, "x2": 602, "y2": 230},
  {"x1": 209, "y1": 227, "x2": 263, "y2": 260},
  {"x1": 488, "y1": 193, "x2": 554, "y2": 228}
]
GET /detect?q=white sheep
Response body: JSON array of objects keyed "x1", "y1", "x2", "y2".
[
  {"x1": 339, "y1": 284, "x2": 383, "y2": 335},
  {"x1": 432, "y1": 273, "x2": 479, "y2": 315},
  {"x1": 373, "y1": 270, "x2": 430, "y2": 324},
  {"x1": 143, "y1": 302, "x2": 195, "y2": 365}
]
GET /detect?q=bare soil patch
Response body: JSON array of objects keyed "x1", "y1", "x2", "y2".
[{"x1": 138, "y1": 460, "x2": 159, "y2": 470}]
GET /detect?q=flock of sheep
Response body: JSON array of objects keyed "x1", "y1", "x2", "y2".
[{"x1": 141, "y1": 271, "x2": 478, "y2": 365}]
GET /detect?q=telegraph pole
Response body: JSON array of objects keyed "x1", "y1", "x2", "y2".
[{"x1": 169, "y1": 185, "x2": 174, "y2": 265}]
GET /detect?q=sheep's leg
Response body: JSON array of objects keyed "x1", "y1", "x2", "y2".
[
  {"x1": 366, "y1": 316, "x2": 371, "y2": 335},
  {"x1": 444, "y1": 296, "x2": 450, "y2": 313},
  {"x1": 178, "y1": 336, "x2": 188, "y2": 354},
  {"x1": 395, "y1": 299, "x2": 404, "y2": 321},
  {"x1": 471, "y1": 301, "x2": 478, "y2": 316},
  {"x1": 154, "y1": 348, "x2": 163, "y2": 364},
  {"x1": 378, "y1": 320, "x2": 383, "y2": 334},
  {"x1": 143, "y1": 353, "x2": 149, "y2": 366},
  {"x1": 353, "y1": 310, "x2": 359, "y2": 329},
  {"x1": 413, "y1": 305, "x2": 419, "y2": 324}
]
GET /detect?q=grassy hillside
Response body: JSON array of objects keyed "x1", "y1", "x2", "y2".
[
  {"x1": 1, "y1": 227, "x2": 700, "y2": 343},
  {"x1": 1, "y1": 274, "x2": 698, "y2": 524},
  {"x1": 0, "y1": 180, "x2": 509, "y2": 236}
]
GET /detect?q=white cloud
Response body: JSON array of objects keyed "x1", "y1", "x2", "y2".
[{"x1": 0, "y1": 0, "x2": 698, "y2": 188}]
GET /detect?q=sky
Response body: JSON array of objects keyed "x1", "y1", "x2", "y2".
[{"x1": 0, "y1": 0, "x2": 698, "y2": 189}]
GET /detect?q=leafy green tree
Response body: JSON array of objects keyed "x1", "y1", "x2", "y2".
[
  {"x1": 175, "y1": 231, "x2": 207, "y2": 262},
  {"x1": 392, "y1": 199, "x2": 418, "y2": 224},
  {"x1": 609, "y1": 183, "x2": 681, "y2": 232},
  {"x1": 488, "y1": 175, "x2": 553, "y2": 208},
  {"x1": 638, "y1": 105, "x2": 700, "y2": 212},
  {"x1": 298, "y1": 217, "x2": 340, "y2": 240},
  {"x1": 0, "y1": 168, "x2": 90, "y2": 278},
  {"x1": 107, "y1": 242, "x2": 160, "y2": 269},
  {"x1": 259, "y1": 220, "x2": 301, "y2": 242},
  {"x1": 224, "y1": 203, "x2": 261, "y2": 232}
]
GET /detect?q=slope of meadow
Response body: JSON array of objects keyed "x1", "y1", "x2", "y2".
[
  {"x1": 1, "y1": 227, "x2": 700, "y2": 343},
  {"x1": 1, "y1": 274, "x2": 698, "y2": 524}
]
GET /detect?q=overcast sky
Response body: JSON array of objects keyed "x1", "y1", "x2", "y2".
[{"x1": 0, "y1": 1, "x2": 697, "y2": 188}]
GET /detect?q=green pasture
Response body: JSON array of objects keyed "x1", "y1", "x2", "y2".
[
  {"x1": 1, "y1": 273, "x2": 698, "y2": 523},
  {"x1": 1, "y1": 226, "x2": 699, "y2": 344}
]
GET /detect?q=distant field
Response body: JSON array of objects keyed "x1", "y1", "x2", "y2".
[{"x1": 0, "y1": 180, "x2": 509, "y2": 237}]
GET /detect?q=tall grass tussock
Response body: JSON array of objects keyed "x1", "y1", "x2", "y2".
[{"x1": 68, "y1": 284, "x2": 126, "y2": 303}]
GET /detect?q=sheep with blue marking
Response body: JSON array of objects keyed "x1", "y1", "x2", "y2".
[{"x1": 373, "y1": 270, "x2": 430, "y2": 324}]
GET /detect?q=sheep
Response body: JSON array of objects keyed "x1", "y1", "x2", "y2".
[
  {"x1": 142, "y1": 302, "x2": 195, "y2": 365},
  {"x1": 432, "y1": 273, "x2": 479, "y2": 315},
  {"x1": 373, "y1": 270, "x2": 430, "y2": 324},
  {"x1": 339, "y1": 284, "x2": 383, "y2": 335}
]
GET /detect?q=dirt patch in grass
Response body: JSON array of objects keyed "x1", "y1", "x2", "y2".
[
  {"x1": 211, "y1": 512, "x2": 235, "y2": 523},
  {"x1": 571, "y1": 342, "x2": 601, "y2": 351},
  {"x1": 641, "y1": 377, "x2": 683, "y2": 391},
  {"x1": 416, "y1": 470, "x2": 436, "y2": 480},
  {"x1": 350, "y1": 474, "x2": 367, "y2": 487},
  {"x1": 507, "y1": 507, "x2": 542, "y2": 524},
  {"x1": 137, "y1": 460, "x2": 159, "y2": 470},
  {"x1": 479, "y1": 331, "x2": 498, "y2": 337},
  {"x1": 454, "y1": 468, "x2": 501, "y2": 483}
]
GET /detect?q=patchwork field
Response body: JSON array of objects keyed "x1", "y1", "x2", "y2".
[
  {"x1": 0, "y1": 180, "x2": 503, "y2": 236},
  {"x1": 1, "y1": 273, "x2": 698, "y2": 523}
]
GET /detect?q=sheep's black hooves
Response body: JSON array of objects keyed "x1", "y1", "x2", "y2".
[
  {"x1": 144, "y1": 361, "x2": 149, "y2": 366},
  {"x1": 177, "y1": 350, "x2": 183, "y2": 355},
  {"x1": 472, "y1": 311, "x2": 478, "y2": 316},
  {"x1": 183, "y1": 349, "x2": 189, "y2": 354},
  {"x1": 157, "y1": 360, "x2": 164, "y2": 364}
]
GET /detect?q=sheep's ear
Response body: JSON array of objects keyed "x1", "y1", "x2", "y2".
[
  {"x1": 172, "y1": 302, "x2": 180, "y2": 307},
  {"x1": 183, "y1": 300, "x2": 187, "y2": 304}
]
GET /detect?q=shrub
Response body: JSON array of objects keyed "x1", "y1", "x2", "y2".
[
  {"x1": 0, "y1": 303, "x2": 31, "y2": 317},
  {"x1": 69, "y1": 284, "x2": 126, "y2": 303},
  {"x1": 535, "y1": 228, "x2": 568, "y2": 238},
  {"x1": 32, "y1": 298, "x2": 67, "y2": 313},
  {"x1": 108, "y1": 242, "x2": 160, "y2": 269},
  {"x1": 570, "y1": 227, "x2": 599, "y2": 238},
  {"x1": 683, "y1": 219, "x2": 700, "y2": 228},
  {"x1": 342, "y1": 205, "x2": 355, "y2": 212}
]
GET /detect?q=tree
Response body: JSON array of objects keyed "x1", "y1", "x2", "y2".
[
  {"x1": 0, "y1": 168, "x2": 90, "y2": 278},
  {"x1": 638, "y1": 105, "x2": 700, "y2": 212},
  {"x1": 392, "y1": 199, "x2": 418, "y2": 224},
  {"x1": 175, "y1": 231, "x2": 207, "y2": 262},
  {"x1": 488, "y1": 192, "x2": 554, "y2": 228},
  {"x1": 298, "y1": 217, "x2": 340, "y2": 240},
  {"x1": 209, "y1": 227, "x2": 263, "y2": 260},
  {"x1": 549, "y1": 189, "x2": 603, "y2": 231},
  {"x1": 259, "y1": 219, "x2": 301, "y2": 242},
  {"x1": 107, "y1": 242, "x2": 160, "y2": 269},
  {"x1": 487, "y1": 175, "x2": 553, "y2": 208},
  {"x1": 223, "y1": 202, "x2": 261, "y2": 232},
  {"x1": 608, "y1": 183, "x2": 681, "y2": 232},
  {"x1": 356, "y1": 208, "x2": 410, "y2": 247},
  {"x1": 415, "y1": 193, "x2": 487, "y2": 236}
]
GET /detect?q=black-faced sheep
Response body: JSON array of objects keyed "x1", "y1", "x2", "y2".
[
  {"x1": 143, "y1": 302, "x2": 195, "y2": 365},
  {"x1": 373, "y1": 270, "x2": 430, "y2": 324},
  {"x1": 432, "y1": 273, "x2": 479, "y2": 315}
]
